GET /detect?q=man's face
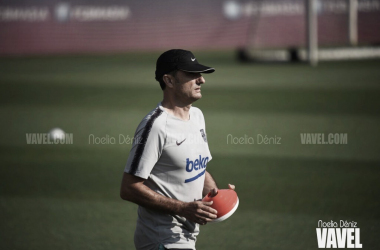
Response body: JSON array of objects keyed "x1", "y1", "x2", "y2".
[{"x1": 172, "y1": 70, "x2": 205, "y2": 102}]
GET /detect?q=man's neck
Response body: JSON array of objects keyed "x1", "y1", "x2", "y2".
[{"x1": 161, "y1": 99, "x2": 192, "y2": 121}]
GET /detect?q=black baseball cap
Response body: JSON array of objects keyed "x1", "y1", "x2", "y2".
[{"x1": 155, "y1": 49, "x2": 215, "y2": 81}]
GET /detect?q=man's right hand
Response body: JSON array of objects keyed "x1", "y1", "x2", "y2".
[{"x1": 179, "y1": 200, "x2": 218, "y2": 225}]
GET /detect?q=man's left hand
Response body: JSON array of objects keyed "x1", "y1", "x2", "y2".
[{"x1": 209, "y1": 183, "x2": 235, "y2": 197}]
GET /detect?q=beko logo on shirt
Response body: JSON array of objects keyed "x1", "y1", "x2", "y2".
[
  {"x1": 184, "y1": 155, "x2": 209, "y2": 183},
  {"x1": 186, "y1": 155, "x2": 209, "y2": 172}
]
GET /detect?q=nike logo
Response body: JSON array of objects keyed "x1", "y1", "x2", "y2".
[
  {"x1": 191, "y1": 58, "x2": 196, "y2": 61},
  {"x1": 176, "y1": 138, "x2": 186, "y2": 146}
]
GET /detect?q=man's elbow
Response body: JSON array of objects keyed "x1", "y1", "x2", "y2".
[
  {"x1": 120, "y1": 187, "x2": 133, "y2": 201},
  {"x1": 120, "y1": 172, "x2": 144, "y2": 202}
]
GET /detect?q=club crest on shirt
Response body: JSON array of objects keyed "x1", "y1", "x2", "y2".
[{"x1": 200, "y1": 129, "x2": 207, "y2": 142}]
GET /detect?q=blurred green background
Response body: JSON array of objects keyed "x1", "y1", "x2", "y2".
[{"x1": 1, "y1": 51, "x2": 380, "y2": 249}]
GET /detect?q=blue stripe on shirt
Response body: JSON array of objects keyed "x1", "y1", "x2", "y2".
[{"x1": 184, "y1": 169, "x2": 206, "y2": 183}]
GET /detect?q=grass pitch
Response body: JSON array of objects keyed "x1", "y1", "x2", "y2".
[{"x1": 0, "y1": 51, "x2": 380, "y2": 249}]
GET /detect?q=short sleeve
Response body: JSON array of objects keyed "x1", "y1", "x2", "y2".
[{"x1": 124, "y1": 108, "x2": 166, "y2": 179}]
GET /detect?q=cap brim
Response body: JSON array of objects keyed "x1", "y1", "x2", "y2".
[{"x1": 177, "y1": 63, "x2": 215, "y2": 74}]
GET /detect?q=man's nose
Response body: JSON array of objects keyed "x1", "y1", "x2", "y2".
[{"x1": 198, "y1": 76, "x2": 205, "y2": 84}]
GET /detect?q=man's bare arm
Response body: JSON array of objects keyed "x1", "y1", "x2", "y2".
[
  {"x1": 203, "y1": 171, "x2": 235, "y2": 197},
  {"x1": 203, "y1": 171, "x2": 218, "y2": 197},
  {"x1": 120, "y1": 172, "x2": 217, "y2": 225}
]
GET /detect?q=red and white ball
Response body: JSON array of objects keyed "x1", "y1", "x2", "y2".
[{"x1": 202, "y1": 189, "x2": 239, "y2": 223}]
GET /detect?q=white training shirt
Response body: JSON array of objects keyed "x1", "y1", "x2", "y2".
[{"x1": 124, "y1": 102, "x2": 212, "y2": 250}]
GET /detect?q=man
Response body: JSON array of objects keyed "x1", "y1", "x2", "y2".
[{"x1": 120, "y1": 49, "x2": 235, "y2": 250}]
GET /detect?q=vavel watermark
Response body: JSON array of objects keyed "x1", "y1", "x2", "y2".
[
  {"x1": 26, "y1": 133, "x2": 73, "y2": 144},
  {"x1": 316, "y1": 220, "x2": 362, "y2": 248},
  {"x1": 301, "y1": 133, "x2": 347, "y2": 145},
  {"x1": 227, "y1": 134, "x2": 281, "y2": 145}
]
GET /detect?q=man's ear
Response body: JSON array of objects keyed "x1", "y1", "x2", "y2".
[{"x1": 163, "y1": 74, "x2": 175, "y2": 89}]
